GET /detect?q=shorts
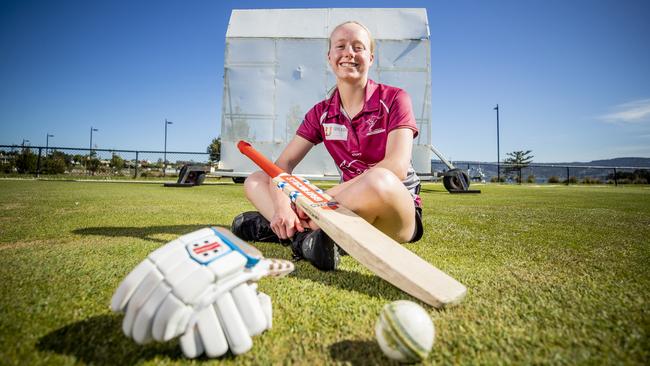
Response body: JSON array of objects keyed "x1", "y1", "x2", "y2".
[{"x1": 408, "y1": 206, "x2": 424, "y2": 243}]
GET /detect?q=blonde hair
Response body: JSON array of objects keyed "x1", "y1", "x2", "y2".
[{"x1": 328, "y1": 21, "x2": 375, "y2": 54}]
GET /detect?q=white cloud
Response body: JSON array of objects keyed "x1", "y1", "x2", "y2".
[{"x1": 599, "y1": 98, "x2": 650, "y2": 124}]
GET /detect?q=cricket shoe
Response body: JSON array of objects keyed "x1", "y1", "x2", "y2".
[
  {"x1": 291, "y1": 229, "x2": 340, "y2": 271},
  {"x1": 231, "y1": 211, "x2": 283, "y2": 243}
]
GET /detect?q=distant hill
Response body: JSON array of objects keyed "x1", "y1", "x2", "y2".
[{"x1": 570, "y1": 157, "x2": 650, "y2": 167}]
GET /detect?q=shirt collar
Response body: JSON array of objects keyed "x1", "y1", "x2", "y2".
[{"x1": 326, "y1": 79, "x2": 380, "y2": 119}]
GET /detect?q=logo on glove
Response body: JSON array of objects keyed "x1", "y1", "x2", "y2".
[{"x1": 187, "y1": 238, "x2": 231, "y2": 265}]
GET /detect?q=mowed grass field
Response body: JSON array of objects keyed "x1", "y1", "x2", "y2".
[{"x1": 0, "y1": 179, "x2": 648, "y2": 365}]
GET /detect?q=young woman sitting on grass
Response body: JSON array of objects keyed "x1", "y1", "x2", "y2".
[{"x1": 232, "y1": 21, "x2": 423, "y2": 271}]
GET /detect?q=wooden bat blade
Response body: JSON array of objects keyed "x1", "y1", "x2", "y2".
[
  {"x1": 272, "y1": 174, "x2": 467, "y2": 308},
  {"x1": 237, "y1": 141, "x2": 467, "y2": 308}
]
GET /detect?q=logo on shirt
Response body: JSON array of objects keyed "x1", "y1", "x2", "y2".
[
  {"x1": 323, "y1": 123, "x2": 348, "y2": 141},
  {"x1": 364, "y1": 115, "x2": 385, "y2": 136},
  {"x1": 339, "y1": 159, "x2": 366, "y2": 176}
]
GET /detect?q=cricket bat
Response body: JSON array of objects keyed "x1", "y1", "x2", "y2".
[{"x1": 237, "y1": 141, "x2": 467, "y2": 308}]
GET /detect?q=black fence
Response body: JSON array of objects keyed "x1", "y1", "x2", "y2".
[
  {"x1": 431, "y1": 161, "x2": 650, "y2": 186},
  {"x1": 1, "y1": 144, "x2": 648, "y2": 185},
  {"x1": 0, "y1": 145, "x2": 212, "y2": 179}
]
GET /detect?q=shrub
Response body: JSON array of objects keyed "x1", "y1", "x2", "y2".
[
  {"x1": 548, "y1": 176, "x2": 560, "y2": 184},
  {"x1": 563, "y1": 176, "x2": 578, "y2": 184},
  {"x1": 15, "y1": 150, "x2": 37, "y2": 174},
  {"x1": 527, "y1": 175, "x2": 536, "y2": 183},
  {"x1": 86, "y1": 158, "x2": 101, "y2": 175},
  {"x1": 110, "y1": 155, "x2": 125, "y2": 172},
  {"x1": 44, "y1": 156, "x2": 67, "y2": 174},
  {"x1": 582, "y1": 177, "x2": 602, "y2": 184},
  {"x1": 0, "y1": 161, "x2": 15, "y2": 174}
]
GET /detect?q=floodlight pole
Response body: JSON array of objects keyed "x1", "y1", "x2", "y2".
[
  {"x1": 164, "y1": 119, "x2": 173, "y2": 177},
  {"x1": 494, "y1": 104, "x2": 500, "y2": 183},
  {"x1": 89, "y1": 127, "x2": 98, "y2": 155},
  {"x1": 46, "y1": 133, "x2": 54, "y2": 155}
]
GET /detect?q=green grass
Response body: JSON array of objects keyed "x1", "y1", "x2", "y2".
[{"x1": 1, "y1": 180, "x2": 648, "y2": 365}]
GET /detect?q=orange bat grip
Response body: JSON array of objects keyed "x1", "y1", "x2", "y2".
[{"x1": 237, "y1": 140, "x2": 284, "y2": 178}]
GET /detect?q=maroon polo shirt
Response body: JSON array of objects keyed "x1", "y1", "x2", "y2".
[{"x1": 297, "y1": 79, "x2": 419, "y2": 182}]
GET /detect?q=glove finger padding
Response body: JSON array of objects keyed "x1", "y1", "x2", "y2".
[
  {"x1": 257, "y1": 292, "x2": 273, "y2": 329},
  {"x1": 179, "y1": 305, "x2": 227, "y2": 358},
  {"x1": 111, "y1": 227, "x2": 294, "y2": 358},
  {"x1": 231, "y1": 282, "x2": 268, "y2": 336}
]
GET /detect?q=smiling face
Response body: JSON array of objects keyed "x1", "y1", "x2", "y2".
[{"x1": 327, "y1": 22, "x2": 375, "y2": 84}]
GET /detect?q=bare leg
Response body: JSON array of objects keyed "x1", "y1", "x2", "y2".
[
  {"x1": 244, "y1": 168, "x2": 415, "y2": 243},
  {"x1": 243, "y1": 171, "x2": 275, "y2": 221},
  {"x1": 329, "y1": 167, "x2": 416, "y2": 243}
]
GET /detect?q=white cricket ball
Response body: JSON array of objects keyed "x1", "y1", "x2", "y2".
[{"x1": 375, "y1": 300, "x2": 435, "y2": 363}]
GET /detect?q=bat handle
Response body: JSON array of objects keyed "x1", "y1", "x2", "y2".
[{"x1": 237, "y1": 141, "x2": 284, "y2": 178}]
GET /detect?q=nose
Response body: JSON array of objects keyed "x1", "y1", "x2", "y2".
[{"x1": 341, "y1": 45, "x2": 354, "y2": 58}]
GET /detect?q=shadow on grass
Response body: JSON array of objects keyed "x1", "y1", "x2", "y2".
[
  {"x1": 419, "y1": 186, "x2": 449, "y2": 194},
  {"x1": 329, "y1": 340, "x2": 399, "y2": 365},
  {"x1": 292, "y1": 264, "x2": 410, "y2": 304},
  {"x1": 37, "y1": 314, "x2": 238, "y2": 365},
  {"x1": 36, "y1": 314, "x2": 192, "y2": 365},
  {"x1": 72, "y1": 224, "x2": 230, "y2": 243}
]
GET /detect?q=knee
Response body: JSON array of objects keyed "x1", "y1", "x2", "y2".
[
  {"x1": 363, "y1": 167, "x2": 403, "y2": 201},
  {"x1": 243, "y1": 171, "x2": 269, "y2": 196}
]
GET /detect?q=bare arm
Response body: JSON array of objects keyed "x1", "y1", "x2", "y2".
[
  {"x1": 275, "y1": 135, "x2": 314, "y2": 174},
  {"x1": 372, "y1": 128, "x2": 414, "y2": 180},
  {"x1": 268, "y1": 135, "x2": 315, "y2": 238}
]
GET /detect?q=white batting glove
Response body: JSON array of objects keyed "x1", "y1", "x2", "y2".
[{"x1": 110, "y1": 227, "x2": 294, "y2": 358}]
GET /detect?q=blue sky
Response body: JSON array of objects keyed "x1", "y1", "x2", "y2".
[{"x1": 1, "y1": 0, "x2": 649, "y2": 162}]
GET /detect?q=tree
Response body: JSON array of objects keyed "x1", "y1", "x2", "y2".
[
  {"x1": 15, "y1": 148, "x2": 37, "y2": 174},
  {"x1": 110, "y1": 153, "x2": 125, "y2": 172},
  {"x1": 503, "y1": 150, "x2": 534, "y2": 184},
  {"x1": 86, "y1": 157, "x2": 100, "y2": 175},
  {"x1": 45, "y1": 151, "x2": 73, "y2": 174},
  {"x1": 72, "y1": 154, "x2": 85, "y2": 166},
  {"x1": 207, "y1": 137, "x2": 221, "y2": 163},
  {"x1": 44, "y1": 152, "x2": 67, "y2": 174}
]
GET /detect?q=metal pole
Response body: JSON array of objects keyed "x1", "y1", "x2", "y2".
[
  {"x1": 89, "y1": 127, "x2": 97, "y2": 176},
  {"x1": 36, "y1": 147, "x2": 42, "y2": 177},
  {"x1": 164, "y1": 119, "x2": 173, "y2": 177},
  {"x1": 135, "y1": 151, "x2": 139, "y2": 179},
  {"x1": 89, "y1": 127, "x2": 98, "y2": 154},
  {"x1": 494, "y1": 104, "x2": 500, "y2": 183},
  {"x1": 46, "y1": 134, "x2": 53, "y2": 155}
]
